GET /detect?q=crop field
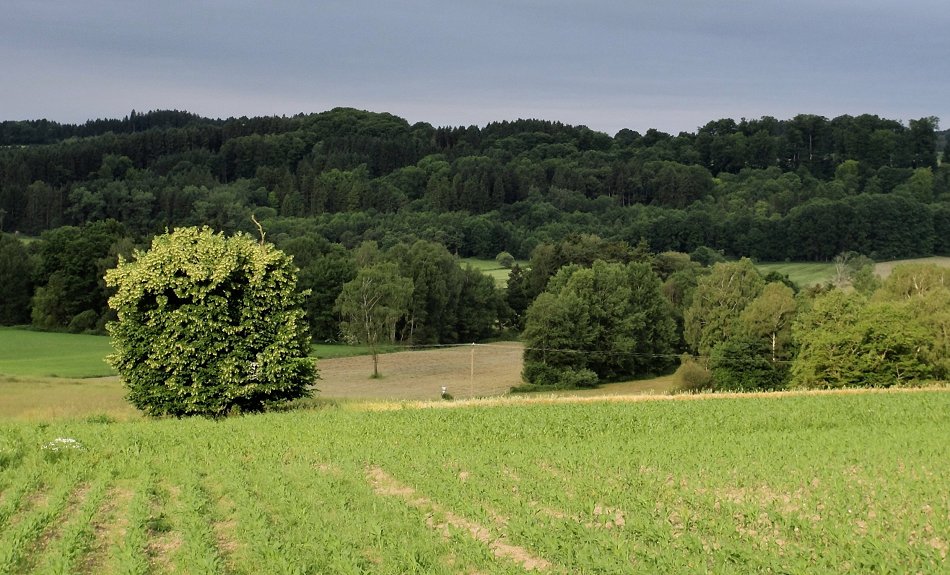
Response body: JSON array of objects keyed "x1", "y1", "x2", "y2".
[{"x1": 0, "y1": 390, "x2": 948, "y2": 573}]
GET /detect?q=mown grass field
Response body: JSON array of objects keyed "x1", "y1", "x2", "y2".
[
  {"x1": 0, "y1": 332, "x2": 675, "y2": 420},
  {"x1": 754, "y1": 261, "x2": 838, "y2": 287},
  {"x1": 460, "y1": 257, "x2": 526, "y2": 287},
  {"x1": 0, "y1": 329, "x2": 114, "y2": 379},
  {"x1": 757, "y1": 256, "x2": 950, "y2": 287},
  {"x1": 0, "y1": 390, "x2": 947, "y2": 573}
]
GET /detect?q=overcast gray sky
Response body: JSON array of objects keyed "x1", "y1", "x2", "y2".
[{"x1": 1, "y1": 1, "x2": 947, "y2": 135}]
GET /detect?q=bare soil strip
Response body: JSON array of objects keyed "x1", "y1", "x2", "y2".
[
  {"x1": 5, "y1": 483, "x2": 49, "y2": 530},
  {"x1": 80, "y1": 485, "x2": 133, "y2": 574},
  {"x1": 203, "y1": 478, "x2": 244, "y2": 571},
  {"x1": 149, "y1": 482, "x2": 183, "y2": 573},
  {"x1": 11, "y1": 481, "x2": 92, "y2": 574},
  {"x1": 366, "y1": 466, "x2": 552, "y2": 572}
]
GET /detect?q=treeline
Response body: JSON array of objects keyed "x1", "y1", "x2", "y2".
[
  {"x1": 514, "y1": 238, "x2": 949, "y2": 390},
  {"x1": 2, "y1": 221, "x2": 947, "y2": 392},
  {"x1": 0, "y1": 220, "x2": 506, "y2": 344},
  {"x1": 1, "y1": 108, "x2": 948, "y2": 263},
  {"x1": 0, "y1": 110, "x2": 217, "y2": 146}
]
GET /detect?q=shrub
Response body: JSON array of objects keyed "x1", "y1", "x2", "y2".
[
  {"x1": 105, "y1": 227, "x2": 316, "y2": 417},
  {"x1": 672, "y1": 356, "x2": 713, "y2": 392},
  {"x1": 521, "y1": 361, "x2": 599, "y2": 389},
  {"x1": 67, "y1": 309, "x2": 99, "y2": 333},
  {"x1": 495, "y1": 251, "x2": 515, "y2": 269}
]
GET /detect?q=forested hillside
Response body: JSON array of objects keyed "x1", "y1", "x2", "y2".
[
  {"x1": 1, "y1": 108, "x2": 947, "y2": 261},
  {"x1": 0, "y1": 109, "x2": 948, "y2": 392}
]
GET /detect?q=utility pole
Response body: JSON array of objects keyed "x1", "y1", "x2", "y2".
[{"x1": 469, "y1": 341, "x2": 475, "y2": 397}]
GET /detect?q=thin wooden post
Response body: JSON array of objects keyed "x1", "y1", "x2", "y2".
[{"x1": 469, "y1": 341, "x2": 475, "y2": 397}]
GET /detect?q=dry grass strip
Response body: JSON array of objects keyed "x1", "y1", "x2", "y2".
[{"x1": 355, "y1": 384, "x2": 950, "y2": 412}]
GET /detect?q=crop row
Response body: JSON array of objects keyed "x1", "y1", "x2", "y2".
[{"x1": 0, "y1": 390, "x2": 947, "y2": 573}]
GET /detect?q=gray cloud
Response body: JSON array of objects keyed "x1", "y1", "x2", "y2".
[{"x1": 2, "y1": 1, "x2": 947, "y2": 134}]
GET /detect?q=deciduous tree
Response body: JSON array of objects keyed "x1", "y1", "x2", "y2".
[
  {"x1": 0, "y1": 234, "x2": 34, "y2": 325},
  {"x1": 737, "y1": 282, "x2": 798, "y2": 363},
  {"x1": 684, "y1": 258, "x2": 764, "y2": 356},
  {"x1": 522, "y1": 260, "x2": 676, "y2": 386},
  {"x1": 336, "y1": 262, "x2": 412, "y2": 378},
  {"x1": 790, "y1": 274, "x2": 948, "y2": 388}
]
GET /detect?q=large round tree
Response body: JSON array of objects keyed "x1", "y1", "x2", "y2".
[
  {"x1": 105, "y1": 227, "x2": 315, "y2": 417},
  {"x1": 522, "y1": 260, "x2": 677, "y2": 387}
]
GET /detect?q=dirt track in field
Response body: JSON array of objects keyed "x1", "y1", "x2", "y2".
[{"x1": 316, "y1": 343, "x2": 525, "y2": 401}]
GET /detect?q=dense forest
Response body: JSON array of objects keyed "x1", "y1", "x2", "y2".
[
  {"x1": 0, "y1": 108, "x2": 948, "y2": 390},
  {"x1": 1, "y1": 108, "x2": 947, "y2": 260}
]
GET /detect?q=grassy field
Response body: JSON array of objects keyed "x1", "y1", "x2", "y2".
[
  {"x1": 460, "y1": 257, "x2": 526, "y2": 287},
  {"x1": 0, "y1": 329, "x2": 114, "y2": 378},
  {"x1": 0, "y1": 336, "x2": 680, "y2": 420},
  {"x1": 0, "y1": 390, "x2": 947, "y2": 573},
  {"x1": 0, "y1": 342, "x2": 525, "y2": 419},
  {"x1": 754, "y1": 261, "x2": 838, "y2": 286},
  {"x1": 463, "y1": 255, "x2": 950, "y2": 291},
  {"x1": 458, "y1": 255, "x2": 950, "y2": 291},
  {"x1": 310, "y1": 343, "x2": 399, "y2": 360},
  {"x1": 756, "y1": 256, "x2": 950, "y2": 287},
  {"x1": 0, "y1": 375, "x2": 139, "y2": 421},
  {"x1": 874, "y1": 255, "x2": 950, "y2": 277},
  {"x1": 0, "y1": 328, "x2": 394, "y2": 375}
]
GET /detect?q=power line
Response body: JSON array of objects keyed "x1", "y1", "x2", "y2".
[{"x1": 378, "y1": 341, "x2": 796, "y2": 364}]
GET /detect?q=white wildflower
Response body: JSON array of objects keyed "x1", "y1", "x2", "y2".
[{"x1": 42, "y1": 437, "x2": 84, "y2": 452}]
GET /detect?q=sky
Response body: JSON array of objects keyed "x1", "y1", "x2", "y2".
[{"x1": 1, "y1": 1, "x2": 948, "y2": 136}]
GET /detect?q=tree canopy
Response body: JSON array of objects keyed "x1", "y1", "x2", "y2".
[
  {"x1": 336, "y1": 262, "x2": 413, "y2": 378},
  {"x1": 522, "y1": 260, "x2": 676, "y2": 386},
  {"x1": 790, "y1": 264, "x2": 950, "y2": 388},
  {"x1": 2, "y1": 107, "x2": 948, "y2": 394}
]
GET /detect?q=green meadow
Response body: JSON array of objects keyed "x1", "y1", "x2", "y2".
[
  {"x1": 460, "y1": 257, "x2": 526, "y2": 287},
  {"x1": 754, "y1": 261, "x2": 838, "y2": 286},
  {"x1": 0, "y1": 328, "x2": 114, "y2": 378},
  {"x1": 0, "y1": 328, "x2": 390, "y2": 376},
  {"x1": 756, "y1": 256, "x2": 950, "y2": 287}
]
